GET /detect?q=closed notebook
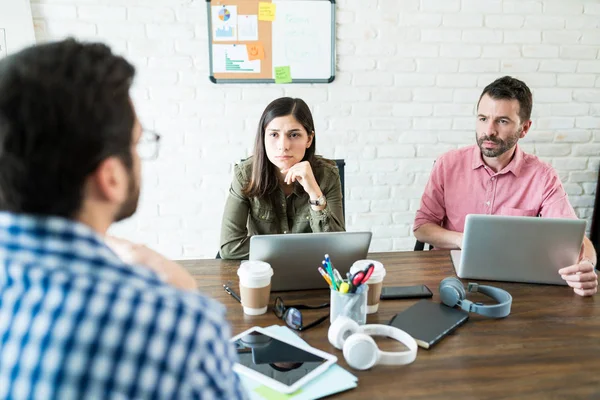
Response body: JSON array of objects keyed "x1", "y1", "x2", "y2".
[{"x1": 388, "y1": 299, "x2": 469, "y2": 349}]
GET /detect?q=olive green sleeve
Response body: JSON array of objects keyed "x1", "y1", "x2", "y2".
[
  {"x1": 309, "y1": 166, "x2": 346, "y2": 232},
  {"x1": 219, "y1": 165, "x2": 251, "y2": 259}
]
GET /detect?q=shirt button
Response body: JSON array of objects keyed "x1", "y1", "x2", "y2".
[
  {"x1": 306, "y1": 216, "x2": 309, "y2": 220},
  {"x1": 491, "y1": 177, "x2": 496, "y2": 181},
  {"x1": 486, "y1": 201, "x2": 490, "y2": 206}
]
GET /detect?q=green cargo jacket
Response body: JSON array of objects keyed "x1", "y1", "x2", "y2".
[{"x1": 219, "y1": 156, "x2": 345, "y2": 259}]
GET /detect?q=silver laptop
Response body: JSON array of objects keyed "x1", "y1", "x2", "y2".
[
  {"x1": 451, "y1": 214, "x2": 586, "y2": 285},
  {"x1": 249, "y1": 231, "x2": 372, "y2": 291}
]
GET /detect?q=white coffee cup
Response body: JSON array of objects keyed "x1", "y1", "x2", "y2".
[
  {"x1": 237, "y1": 260, "x2": 273, "y2": 315},
  {"x1": 350, "y1": 260, "x2": 386, "y2": 314}
]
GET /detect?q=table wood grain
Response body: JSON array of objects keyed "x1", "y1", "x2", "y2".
[{"x1": 178, "y1": 251, "x2": 600, "y2": 399}]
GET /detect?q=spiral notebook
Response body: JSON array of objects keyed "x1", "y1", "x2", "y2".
[{"x1": 388, "y1": 300, "x2": 469, "y2": 349}]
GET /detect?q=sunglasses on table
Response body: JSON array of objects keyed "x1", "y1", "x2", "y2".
[{"x1": 273, "y1": 297, "x2": 330, "y2": 332}]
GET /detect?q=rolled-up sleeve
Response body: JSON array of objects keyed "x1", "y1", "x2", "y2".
[
  {"x1": 309, "y1": 165, "x2": 346, "y2": 232},
  {"x1": 540, "y1": 168, "x2": 578, "y2": 219},
  {"x1": 413, "y1": 159, "x2": 446, "y2": 231},
  {"x1": 220, "y1": 165, "x2": 251, "y2": 259}
]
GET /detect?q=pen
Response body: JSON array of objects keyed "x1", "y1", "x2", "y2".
[
  {"x1": 322, "y1": 259, "x2": 337, "y2": 291},
  {"x1": 324, "y1": 254, "x2": 339, "y2": 290},
  {"x1": 318, "y1": 267, "x2": 333, "y2": 288},
  {"x1": 223, "y1": 284, "x2": 241, "y2": 303},
  {"x1": 333, "y1": 269, "x2": 343, "y2": 286}
]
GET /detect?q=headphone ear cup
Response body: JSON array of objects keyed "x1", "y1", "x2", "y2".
[
  {"x1": 328, "y1": 316, "x2": 360, "y2": 350},
  {"x1": 439, "y1": 277, "x2": 466, "y2": 308},
  {"x1": 343, "y1": 333, "x2": 378, "y2": 371}
]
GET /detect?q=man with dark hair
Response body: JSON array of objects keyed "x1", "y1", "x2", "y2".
[
  {"x1": 0, "y1": 39, "x2": 247, "y2": 398},
  {"x1": 414, "y1": 76, "x2": 597, "y2": 297}
]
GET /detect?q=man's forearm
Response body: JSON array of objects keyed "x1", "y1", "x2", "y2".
[{"x1": 414, "y1": 223, "x2": 463, "y2": 250}]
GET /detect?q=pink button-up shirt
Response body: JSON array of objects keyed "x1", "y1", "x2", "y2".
[{"x1": 414, "y1": 144, "x2": 577, "y2": 233}]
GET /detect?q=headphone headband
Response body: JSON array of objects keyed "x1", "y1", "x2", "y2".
[
  {"x1": 328, "y1": 317, "x2": 418, "y2": 370},
  {"x1": 440, "y1": 277, "x2": 512, "y2": 318}
]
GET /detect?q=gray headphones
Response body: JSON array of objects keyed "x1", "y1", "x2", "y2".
[{"x1": 439, "y1": 277, "x2": 512, "y2": 318}]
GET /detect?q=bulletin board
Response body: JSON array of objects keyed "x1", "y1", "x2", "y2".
[{"x1": 206, "y1": 0, "x2": 335, "y2": 84}]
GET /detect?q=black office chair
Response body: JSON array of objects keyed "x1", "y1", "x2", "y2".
[
  {"x1": 334, "y1": 159, "x2": 346, "y2": 218},
  {"x1": 590, "y1": 163, "x2": 600, "y2": 257},
  {"x1": 217, "y1": 159, "x2": 346, "y2": 259},
  {"x1": 414, "y1": 240, "x2": 432, "y2": 251}
]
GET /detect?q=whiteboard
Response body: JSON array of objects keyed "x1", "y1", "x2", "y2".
[
  {"x1": 272, "y1": 1, "x2": 333, "y2": 80},
  {"x1": 207, "y1": 0, "x2": 335, "y2": 84},
  {"x1": 0, "y1": 0, "x2": 35, "y2": 59}
]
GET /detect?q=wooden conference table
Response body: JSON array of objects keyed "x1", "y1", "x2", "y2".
[{"x1": 179, "y1": 251, "x2": 600, "y2": 399}]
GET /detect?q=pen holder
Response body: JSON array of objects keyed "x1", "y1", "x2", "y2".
[{"x1": 330, "y1": 287, "x2": 368, "y2": 326}]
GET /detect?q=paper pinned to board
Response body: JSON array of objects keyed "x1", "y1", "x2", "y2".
[
  {"x1": 238, "y1": 325, "x2": 357, "y2": 400},
  {"x1": 238, "y1": 14, "x2": 259, "y2": 41},
  {"x1": 258, "y1": 2, "x2": 276, "y2": 21},
  {"x1": 212, "y1": 5, "x2": 238, "y2": 41},
  {"x1": 213, "y1": 44, "x2": 261, "y2": 73}
]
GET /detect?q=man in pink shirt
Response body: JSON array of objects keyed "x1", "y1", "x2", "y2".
[{"x1": 414, "y1": 76, "x2": 597, "y2": 297}]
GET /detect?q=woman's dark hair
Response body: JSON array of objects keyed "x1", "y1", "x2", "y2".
[
  {"x1": 478, "y1": 76, "x2": 533, "y2": 123},
  {"x1": 243, "y1": 97, "x2": 316, "y2": 199},
  {"x1": 0, "y1": 38, "x2": 135, "y2": 218}
]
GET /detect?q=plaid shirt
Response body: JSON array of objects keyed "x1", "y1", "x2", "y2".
[{"x1": 0, "y1": 212, "x2": 247, "y2": 399}]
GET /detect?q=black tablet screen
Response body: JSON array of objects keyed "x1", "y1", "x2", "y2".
[{"x1": 234, "y1": 331, "x2": 326, "y2": 386}]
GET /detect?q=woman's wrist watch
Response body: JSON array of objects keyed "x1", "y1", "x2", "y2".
[{"x1": 309, "y1": 195, "x2": 327, "y2": 207}]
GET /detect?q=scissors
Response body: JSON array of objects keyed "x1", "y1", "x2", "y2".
[{"x1": 349, "y1": 263, "x2": 375, "y2": 289}]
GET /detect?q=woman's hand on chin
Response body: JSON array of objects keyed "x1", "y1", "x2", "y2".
[{"x1": 280, "y1": 161, "x2": 321, "y2": 198}]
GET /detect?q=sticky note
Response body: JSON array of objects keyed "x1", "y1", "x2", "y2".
[
  {"x1": 247, "y1": 42, "x2": 265, "y2": 61},
  {"x1": 258, "y1": 2, "x2": 276, "y2": 21},
  {"x1": 274, "y1": 66, "x2": 292, "y2": 84}
]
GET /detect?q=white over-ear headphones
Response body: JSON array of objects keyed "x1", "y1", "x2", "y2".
[{"x1": 328, "y1": 316, "x2": 418, "y2": 370}]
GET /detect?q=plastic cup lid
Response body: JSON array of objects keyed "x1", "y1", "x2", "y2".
[
  {"x1": 237, "y1": 260, "x2": 273, "y2": 280},
  {"x1": 350, "y1": 259, "x2": 386, "y2": 280}
]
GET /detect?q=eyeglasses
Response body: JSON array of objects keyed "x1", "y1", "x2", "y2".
[
  {"x1": 273, "y1": 297, "x2": 329, "y2": 332},
  {"x1": 137, "y1": 129, "x2": 161, "y2": 160}
]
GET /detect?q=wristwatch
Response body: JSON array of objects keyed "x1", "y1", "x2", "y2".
[{"x1": 309, "y1": 195, "x2": 327, "y2": 207}]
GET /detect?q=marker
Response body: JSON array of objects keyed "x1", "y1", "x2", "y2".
[{"x1": 333, "y1": 269, "x2": 343, "y2": 286}]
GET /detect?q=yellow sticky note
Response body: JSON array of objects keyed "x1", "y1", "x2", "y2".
[
  {"x1": 247, "y1": 42, "x2": 265, "y2": 61},
  {"x1": 274, "y1": 66, "x2": 292, "y2": 84},
  {"x1": 258, "y1": 2, "x2": 276, "y2": 21}
]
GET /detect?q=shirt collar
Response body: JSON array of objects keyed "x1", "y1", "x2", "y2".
[
  {"x1": 0, "y1": 212, "x2": 121, "y2": 266},
  {"x1": 471, "y1": 144, "x2": 524, "y2": 177}
]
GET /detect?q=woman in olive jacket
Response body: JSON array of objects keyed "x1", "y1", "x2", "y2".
[{"x1": 219, "y1": 97, "x2": 345, "y2": 259}]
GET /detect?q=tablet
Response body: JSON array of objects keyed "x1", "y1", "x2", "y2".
[{"x1": 230, "y1": 326, "x2": 337, "y2": 394}]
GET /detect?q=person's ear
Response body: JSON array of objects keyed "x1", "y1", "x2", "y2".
[
  {"x1": 519, "y1": 120, "x2": 532, "y2": 139},
  {"x1": 92, "y1": 157, "x2": 129, "y2": 203},
  {"x1": 306, "y1": 131, "x2": 314, "y2": 148}
]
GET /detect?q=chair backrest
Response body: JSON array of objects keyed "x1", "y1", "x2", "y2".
[
  {"x1": 591, "y1": 163, "x2": 600, "y2": 256},
  {"x1": 414, "y1": 240, "x2": 432, "y2": 251},
  {"x1": 333, "y1": 159, "x2": 346, "y2": 219}
]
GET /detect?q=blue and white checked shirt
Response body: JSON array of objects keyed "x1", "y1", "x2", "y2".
[{"x1": 0, "y1": 212, "x2": 248, "y2": 399}]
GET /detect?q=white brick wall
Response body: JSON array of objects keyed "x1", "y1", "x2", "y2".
[{"x1": 28, "y1": 0, "x2": 600, "y2": 258}]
